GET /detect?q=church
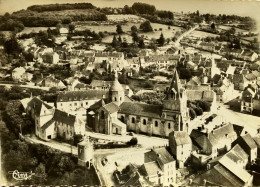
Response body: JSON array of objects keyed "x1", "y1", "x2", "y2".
[{"x1": 86, "y1": 69, "x2": 190, "y2": 137}]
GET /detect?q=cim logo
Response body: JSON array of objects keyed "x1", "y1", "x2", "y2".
[{"x1": 8, "y1": 170, "x2": 35, "y2": 180}]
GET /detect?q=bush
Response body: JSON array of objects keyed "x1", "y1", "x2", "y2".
[
  {"x1": 193, "y1": 106, "x2": 203, "y2": 116},
  {"x1": 127, "y1": 137, "x2": 138, "y2": 145},
  {"x1": 189, "y1": 108, "x2": 196, "y2": 120}
]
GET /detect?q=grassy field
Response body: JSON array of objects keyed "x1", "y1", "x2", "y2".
[
  {"x1": 17, "y1": 27, "x2": 56, "y2": 36},
  {"x1": 189, "y1": 30, "x2": 219, "y2": 38}
]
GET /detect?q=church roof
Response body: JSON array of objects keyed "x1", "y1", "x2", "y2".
[
  {"x1": 119, "y1": 102, "x2": 163, "y2": 118},
  {"x1": 110, "y1": 71, "x2": 124, "y2": 92},
  {"x1": 166, "y1": 69, "x2": 183, "y2": 99},
  {"x1": 102, "y1": 102, "x2": 119, "y2": 113}
]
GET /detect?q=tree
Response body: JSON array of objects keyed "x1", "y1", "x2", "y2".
[
  {"x1": 33, "y1": 163, "x2": 47, "y2": 184},
  {"x1": 189, "y1": 108, "x2": 196, "y2": 120},
  {"x1": 157, "y1": 33, "x2": 165, "y2": 46},
  {"x1": 68, "y1": 24, "x2": 75, "y2": 34},
  {"x1": 131, "y1": 25, "x2": 138, "y2": 33},
  {"x1": 4, "y1": 38, "x2": 22, "y2": 56},
  {"x1": 211, "y1": 22, "x2": 216, "y2": 30},
  {"x1": 111, "y1": 35, "x2": 118, "y2": 48},
  {"x1": 138, "y1": 38, "x2": 145, "y2": 48},
  {"x1": 127, "y1": 137, "x2": 138, "y2": 145},
  {"x1": 116, "y1": 25, "x2": 123, "y2": 34},
  {"x1": 140, "y1": 21, "x2": 153, "y2": 32},
  {"x1": 117, "y1": 35, "x2": 122, "y2": 43},
  {"x1": 131, "y1": 32, "x2": 139, "y2": 43},
  {"x1": 193, "y1": 106, "x2": 203, "y2": 116},
  {"x1": 56, "y1": 23, "x2": 63, "y2": 32}
]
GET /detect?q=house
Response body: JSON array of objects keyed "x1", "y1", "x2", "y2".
[
  {"x1": 190, "y1": 123, "x2": 237, "y2": 158},
  {"x1": 94, "y1": 52, "x2": 124, "y2": 64},
  {"x1": 56, "y1": 90, "x2": 108, "y2": 112},
  {"x1": 38, "y1": 75, "x2": 66, "y2": 89},
  {"x1": 192, "y1": 155, "x2": 253, "y2": 186},
  {"x1": 141, "y1": 147, "x2": 176, "y2": 186},
  {"x1": 234, "y1": 133, "x2": 258, "y2": 163},
  {"x1": 169, "y1": 131, "x2": 192, "y2": 168},
  {"x1": 186, "y1": 89, "x2": 216, "y2": 110},
  {"x1": 241, "y1": 49, "x2": 258, "y2": 62},
  {"x1": 207, "y1": 144, "x2": 248, "y2": 170},
  {"x1": 233, "y1": 74, "x2": 249, "y2": 91},
  {"x1": 241, "y1": 85, "x2": 257, "y2": 113},
  {"x1": 42, "y1": 52, "x2": 59, "y2": 64},
  {"x1": 12, "y1": 67, "x2": 26, "y2": 81},
  {"x1": 26, "y1": 97, "x2": 85, "y2": 141}
]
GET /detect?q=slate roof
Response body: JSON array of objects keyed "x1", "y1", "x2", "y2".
[
  {"x1": 41, "y1": 119, "x2": 55, "y2": 131},
  {"x1": 186, "y1": 90, "x2": 215, "y2": 102},
  {"x1": 119, "y1": 102, "x2": 163, "y2": 118},
  {"x1": 225, "y1": 144, "x2": 248, "y2": 164},
  {"x1": 142, "y1": 161, "x2": 161, "y2": 177},
  {"x1": 239, "y1": 133, "x2": 258, "y2": 149},
  {"x1": 169, "y1": 131, "x2": 191, "y2": 146},
  {"x1": 102, "y1": 102, "x2": 119, "y2": 113},
  {"x1": 89, "y1": 99, "x2": 106, "y2": 111},
  {"x1": 218, "y1": 156, "x2": 252, "y2": 183},
  {"x1": 27, "y1": 97, "x2": 53, "y2": 116},
  {"x1": 145, "y1": 147, "x2": 175, "y2": 167},
  {"x1": 57, "y1": 90, "x2": 108, "y2": 102},
  {"x1": 193, "y1": 156, "x2": 252, "y2": 186},
  {"x1": 253, "y1": 135, "x2": 260, "y2": 147},
  {"x1": 208, "y1": 123, "x2": 237, "y2": 146},
  {"x1": 53, "y1": 109, "x2": 76, "y2": 126}
]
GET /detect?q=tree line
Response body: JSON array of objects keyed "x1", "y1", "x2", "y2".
[{"x1": 27, "y1": 3, "x2": 96, "y2": 12}]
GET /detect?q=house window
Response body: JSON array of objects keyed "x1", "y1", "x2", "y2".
[
  {"x1": 120, "y1": 97, "x2": 122, "y2": 101},
  {"x1": 86, "y1": 102, "x2": 88, "y2": 105},
  {"x1": 60, "y1": 103, "x2": 63, "y2": 106},
  {"x1": 81, "y1": 103, "x2": 83, "y2": 107},
  {"x1": 114, "y1": 97, "x2": 117, "y2": 102},
  {"x1": 74, "y1": 103, "x2": 77, "y2": 106},
  {"x1": 180, "y1": 123, "x2": 183, "y2": 131},
  {"x1": 70, "y1": 104, "x2": 72, "y2": 107},
  {"x1": 155, "y1": 121, "x2": 158, "y2": 127},
  {"x1": 143, "y1": 119, "x2": 147, "y2": 125},
  {"x1": 168, "y1": 123, "x2": 171, "y2": 129},
  {"x1": 132, "y1": 117, "x2": 135, "y2": 123}
]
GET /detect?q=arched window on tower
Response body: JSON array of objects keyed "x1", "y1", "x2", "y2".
[
  {"x1": 132, "y1": 117, "x2": 135, "y2": 123},
  {"x1": 168, "y1": 123, "x2": 171, "y2": 129},
  {"x1": 155, "y1": 121, "x2": 158, "y2": 127},
  {"x1": 114, "y1": 97, "x2": 117, "y2": 102},
  {"x1": 143, "y1": 119, "x2": 147, "y2": 125}
]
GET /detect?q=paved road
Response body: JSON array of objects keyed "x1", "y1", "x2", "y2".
[
  {"x1": 174, "y1": 25, "x2": 199, "y2": 47},
  {"x1": 25, "y1": 135, "x2": 148, "y2": 186},
  {"x1": 85, "y1": 131, "x2": 168, "y2": 149}
]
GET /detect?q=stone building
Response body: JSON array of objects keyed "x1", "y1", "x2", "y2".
[{"x1": 88, "y1": 69, "x2": 190, "y2": 137}]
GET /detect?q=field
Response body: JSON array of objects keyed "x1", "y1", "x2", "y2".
[
  {"x1": 218, "y1": 25, "x2": 247, "y2": 34},
  {"x1": 189, "y1": 30, "x2": 219, "y2": 38},
  {"x1": 99, "y1": 23, "x2": 183, "y2": 43},
  {"x1": 17, "y1": 27, "x2": 56, "y2": 36}
]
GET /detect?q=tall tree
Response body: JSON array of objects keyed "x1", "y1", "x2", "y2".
[
  {"x1": 131, "y1": 25, "x2": 138, "y2": 33},
  {"x1": 140, "y1": 21, "x2": 153, "y2": 32},
  {"x1": 111, "y1": 35, "x2": 118, "y2": 48},
  {"x1": 138, "y1": 38, "x2": 145, "y2": 49},
  {"x1": 131, "y1": 32, "x2": 139, "y2": 44},
  {"x1": 68, "y1": 24, "x2": 75, "y2": 34},
  {"x1": 116, "y1": 25, "x2": 123, "y2": 34},
  {"x1": 157, "y1": 33, "x2": 165, "y2": 46}
]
